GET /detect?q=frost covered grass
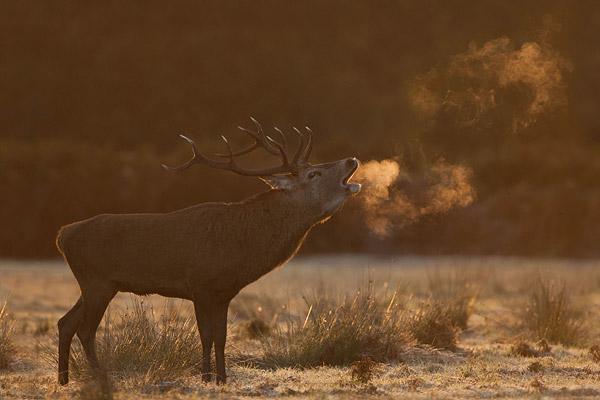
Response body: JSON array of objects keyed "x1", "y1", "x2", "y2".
[{"x1": 1, "y1": 256, "x2": 600, "y2": 399}]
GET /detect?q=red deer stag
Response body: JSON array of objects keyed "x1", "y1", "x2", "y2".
[{"x1": 56, "y1": 119, "x2": 360, "y2": 385}]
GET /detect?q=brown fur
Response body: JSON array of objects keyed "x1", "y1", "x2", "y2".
[{"x1": 56, "y1": 157, "x2": 359, "y2": 385}]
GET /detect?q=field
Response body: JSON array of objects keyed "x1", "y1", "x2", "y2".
[{"x1": 2, "y1": 256, "x2": 600, "y2": 399}]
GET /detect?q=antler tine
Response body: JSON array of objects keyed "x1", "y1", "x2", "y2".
[
  {"x1": 266, "y1": 136, "x2": 290, "y2": 166},
  {"x1": 221, "y1": 133, "x2": 294, "y2": 174},
  {"x1": 272, "y1": 127, "x2": 288, "y2": 154},
  {"x1": 164, "y1": 133, "x2": 298, "y2": 177},
  {"x1": 215, "y1": 118, "x2": 280, "y2": 157},
  {"x1": 220, "y1": 135, "x2": 239, "y2": 167},
  {"x1": 162, "y1": 135, "x2": 208, "y2": 172},
  {"x1": 236, "y1": 117, "x2": 263, "y2": 140},
  {"x1": 250, "y1": 116, "x2": 262, "y2": 131},
  {"x1": 291, "y1": 127, "x2": 306, "y2": 165},
  {"x1": 236, "y1": 118, "x2": 264, "y2": 143},
  {"x1": 300, "y1": 127, "x2": 313, "y2": 163}
]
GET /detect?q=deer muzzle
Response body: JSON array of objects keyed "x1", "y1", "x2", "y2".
[{"x1": 342, "y1": 158, "x2": 361, "y2": 194}]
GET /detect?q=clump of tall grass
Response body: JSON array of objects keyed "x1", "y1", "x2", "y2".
[
  {"x1": 43, "y1": 298, "x2": 203, "y2": 385},
  {"x1": 520, "y1": 276, "x2": 583, "y2": 346},
  {"x1": 407, "y1": 298, "x2": 461, "y2": 351},
  {"x1": 0, "y1": 298, "x2": 15, "y2": 370},
  {"x1": 230, "y1": 292, "x2": 280, "y2": 340},
  {"x1": 77, "y1": 379, "x2": 114, "y2": 400},
  {"x1": 261, "y1": 282, "x2": 411, "y2": 368},
  {"x1": 403, "y1": 269, "x2": 482, "y2": 351},
  {"x1": 243, "y1": 318, "x2": 271, "y2": 339},
  {"x1": 261, "y1": 274, "x2": 483, "y2": 366},
  {"x1": 350, "y1": 355, "x2": 381, "y2": 383},
  {"x1": 589, "y1": 345, "x2": 600, "y2": 363},
  {"x1": 426, "y1": 269, "x2": 482, "y2": 329}
]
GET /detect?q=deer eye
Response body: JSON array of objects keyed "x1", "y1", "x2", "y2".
[{"x1": 308, "y1": 171, "x2": 321, "y2": 179}]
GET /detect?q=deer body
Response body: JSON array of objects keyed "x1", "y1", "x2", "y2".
[
  {"x1": 57, "y1": 120, "x2": 360, "y2": 385},
  {"x1": 59, "y1": 190, "x2": 320, "y2": 300}
]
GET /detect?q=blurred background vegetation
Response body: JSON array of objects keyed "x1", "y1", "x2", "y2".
[{"x1": 1, "y1": 0, "x2": 599, "y2": 258}]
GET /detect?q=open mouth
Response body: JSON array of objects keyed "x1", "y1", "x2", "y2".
[{"x1": 342, "y1": 163, "x2": 361, "y2": 194}]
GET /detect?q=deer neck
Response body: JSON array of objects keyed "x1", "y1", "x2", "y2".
[
  {"x1": 235, "y1": 189, "x2": 320, "y2": 283},
  {"x1": 254, "y1": 188, "x2": 320, "y2": 244}
]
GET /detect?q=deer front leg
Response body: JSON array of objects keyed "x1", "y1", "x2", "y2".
[
  {"x1": 213, "y1": 302, "x2": 230, "y2": 385},
  {"x1": 194, "y1": 303, "x2": 214, "y2": 382}
]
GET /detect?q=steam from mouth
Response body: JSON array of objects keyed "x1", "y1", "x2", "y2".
[
  {"x1": 352, "y1": 18, "x2": 569, "y2": 238},
  {"x1": 354, "y1": 158, "x2": 475, "y2": 237},
  {"x1": 409, "y1": 17, "x2": 571, "y2": 133},
  {"x1": 342, "y1": 164, "x2": 361, "y2": 194}
]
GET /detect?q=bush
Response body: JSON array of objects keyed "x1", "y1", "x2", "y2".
[
  {"x1": 0, "y1": 298, "x2": 15, "y2": 370},
  {"x1": 261, "y1": 282, "x2": 410, "y2": 368},
  {"x1": 520, "y1": 277, "x2": 583, "y2": 346}
]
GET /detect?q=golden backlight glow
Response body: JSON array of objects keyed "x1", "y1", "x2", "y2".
[{"x1": 2, "y1": 2, "x2": 600, "y2": 398}]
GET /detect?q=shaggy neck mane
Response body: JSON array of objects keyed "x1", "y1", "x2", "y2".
[{"x1": 226, "y1": 188, "x2": 318, "y2": 283}]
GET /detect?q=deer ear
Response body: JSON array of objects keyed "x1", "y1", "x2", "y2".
[{"x1": 259, "y1": 175, "x2": 296, "y2": 190}]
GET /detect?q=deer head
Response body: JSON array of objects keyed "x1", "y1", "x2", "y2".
[{"x1": 163, "y1": 118, "x2": 361, "y2": 220}]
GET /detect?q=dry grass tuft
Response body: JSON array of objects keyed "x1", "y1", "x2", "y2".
[
  {"x1": 407, "y1": 377, "x2": 424, "y2": 392},
  {"x1": 527, "y1": 361, "x2": 544, "y2": 373},
  {"x1": 243, "y1": 318, "x2": 271, "y2": 339},
  {"x1": 589, "y1": 345, "x2": 600, "y2": 363},
  {"x1": 88, "y1": 299, "x2": 203, "y2": 384},
  {"x1": 408, "y1": 299, "x2": 461, "y2": 351},
  {"x1": 520, "y1": 277, "x2": 583, "y2": 346},
  {"x1": 78, "y1": 379, "x2": 114, "y2": 400},
  {"x1": 530, "y1": 377, "x2": 547, "y2": 393},
  {"x1": 0, "y1": 298, "x2": 15, "y2": 370},
  {"x1": 42, "y1": 298, "x2": 203, "y2": 384},
  {"x1": 230, "y1": 292, "x2": 283, "y2": 323},
  {"x1": 262, "y1": 282, "x2": 410, "y2": 368},
  {"x1": 537, "y1": 338, "x2": 552, "y2": 353},
  {"x1": 512, "y1": 341, "x2": 550, "y2": 358},
  {"x1": 350, "y1": 355, "x2": 381, "y2": 383},
  {"x1": 426, "y1": 270, "x2": 482, "y2": 329},
  {"x1": 403, "y1": 270, "x2": 482, "y2": 351},
  {"x1": 33, "y1": 318, "x2": 51, "y2": 336}
]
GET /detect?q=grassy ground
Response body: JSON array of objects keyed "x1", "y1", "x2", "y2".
[{"x1": 1, "y1": 256, "x2": 600, "y2": 399}]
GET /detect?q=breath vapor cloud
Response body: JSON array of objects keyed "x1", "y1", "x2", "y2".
[
  {"x1": 410, "y1": 23, "x2": 571, "y2": 133},
  {"x1": 354, "y1": 158, "x2": 475, "y2": 238},
  {"x1": 354, "y1": 20, "x2": 569, "y2": 237}
]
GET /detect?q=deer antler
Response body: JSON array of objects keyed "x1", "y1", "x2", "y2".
[
  {"x1": 162, "y1": 119, "x2": 313, "y2": 176},
  {"x1": 215, "y1": 120, "x2": 312, "y2": 164},
  {"x1": 301, "y1": 127, "x2": 313, "y2": 163},
  {"x1": 214, "y1": 117, "x2": 280, "y2": 158}
]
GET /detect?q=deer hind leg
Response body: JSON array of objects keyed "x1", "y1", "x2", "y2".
[
  {"x1": 57, "y1": 296, "x2": 84, "y2": 385},
  {"x1": 194, "y1": 303, "x2": 214, "y2": 383},
  {"x1": 76, "y1": 288, "x2": 115, "y2": 381},
  {"x1": 213, "y1": 302, "x2": 230, "y2": 385}
]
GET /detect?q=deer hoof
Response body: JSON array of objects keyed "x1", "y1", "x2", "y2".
[{"x1": 58, "y1": 371, "x2": 69, "y2": 386}]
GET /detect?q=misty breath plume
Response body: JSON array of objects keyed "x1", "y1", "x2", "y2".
[
  {"x1": 354, "y1": 159, "x2": 475, "y2": 237},
  {"x1": 410, "y1": 25, "x2": 571, "y2": 133}
]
